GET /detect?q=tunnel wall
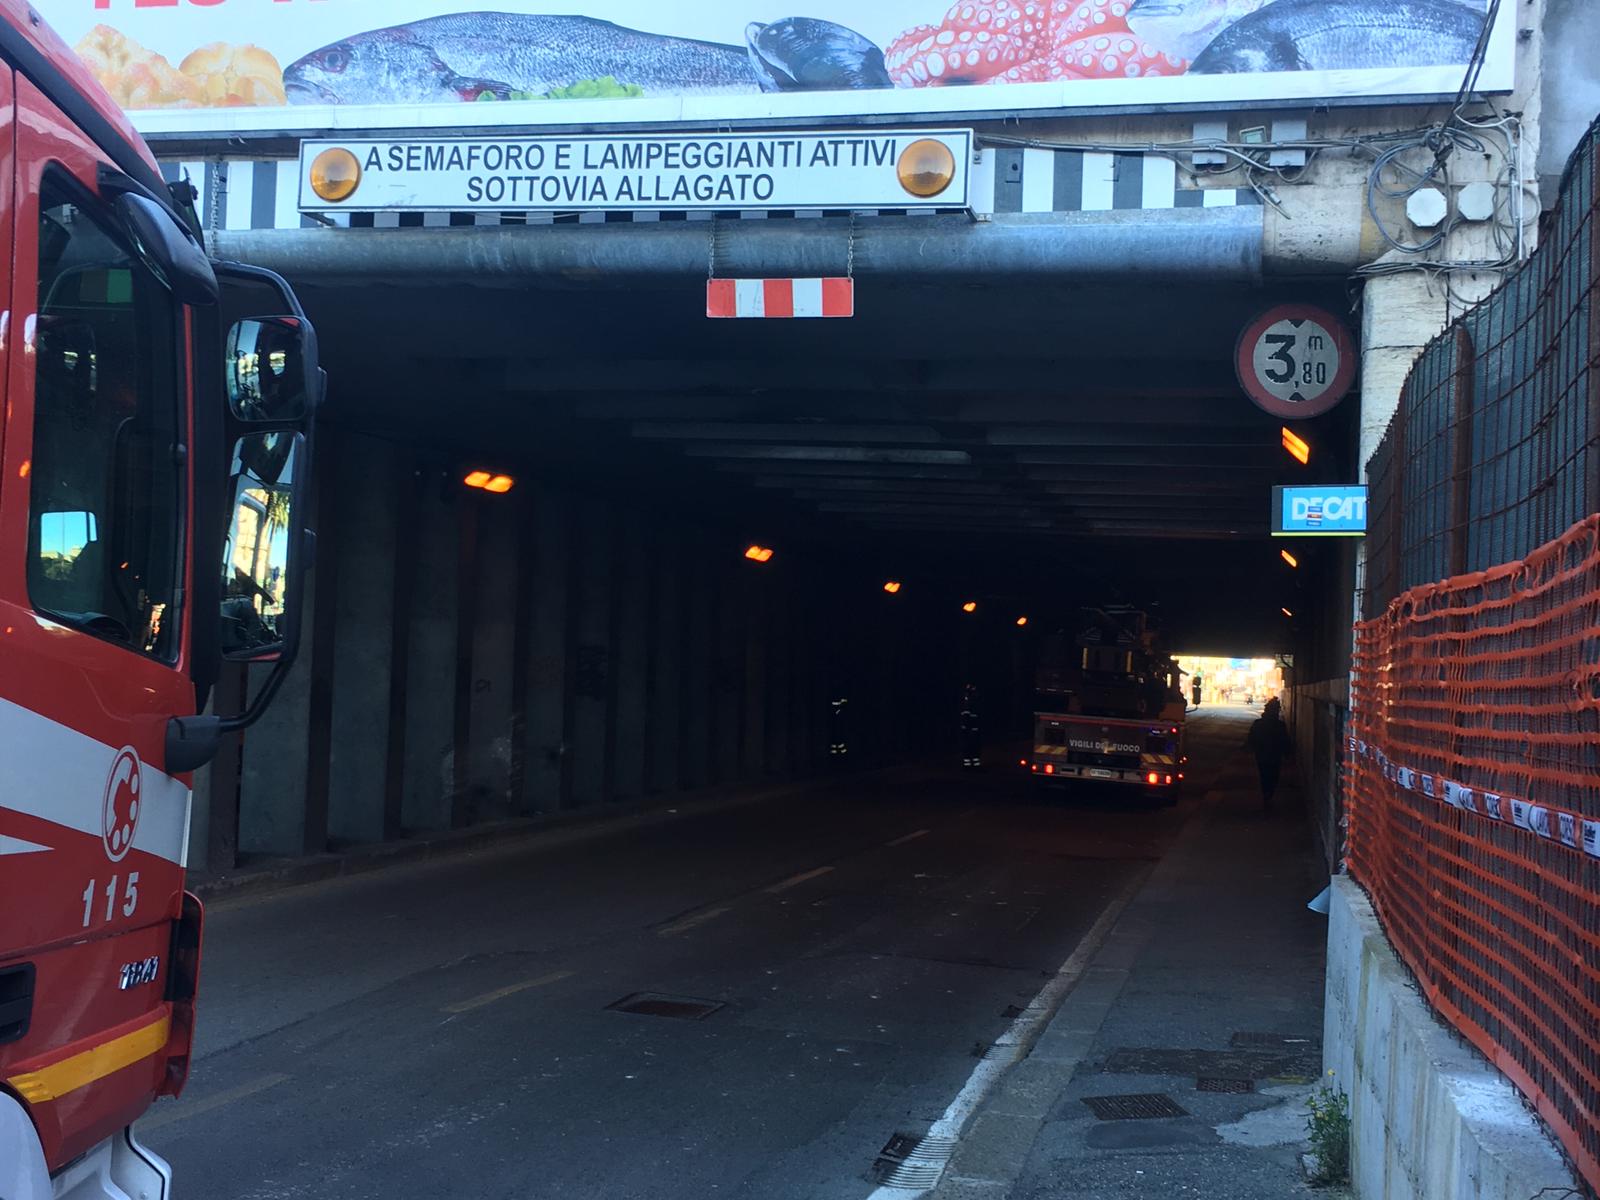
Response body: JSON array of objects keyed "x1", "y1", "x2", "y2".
[
  {"x1": 196, "y1": 425, "x2": 960, "y2": 867},
  {"x1": 1283, "y1": 538, "x2": 1358, "y2": 876}
]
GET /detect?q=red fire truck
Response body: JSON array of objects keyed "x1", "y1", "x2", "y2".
[
  {"x1": 0, "y1": 5, "x2": 319, "y2": 1196},
  {"x1": 1027, "y1": 608, "x2": 1187, "y2": 800}
]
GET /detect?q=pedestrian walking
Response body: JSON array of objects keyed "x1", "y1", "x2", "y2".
[
  {"x1": 960, "y1": 683, "x2": 982, "y2": 769},
  {"x1": 1245, "y1": 698, "x2": 1292, "y2": 810},
  {"x1": 1190, "y1": 672, "x2": 1203, "y2": 709}
]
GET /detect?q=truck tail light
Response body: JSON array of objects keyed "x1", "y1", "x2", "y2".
[
  {"x1": 1165, "y1": 775, "x2": 1174, "y2": 785},
  {"x1": 1146, "y1": 772, "x2": 1160, "y2": 785},
  {"x1": 1044, "y1": 764, "x2": 1055, "y2": 775}
]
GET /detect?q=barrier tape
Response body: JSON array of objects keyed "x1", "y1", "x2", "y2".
[{"x1": 1346, "y1": 737, "x2": 1600, "y2": 859}]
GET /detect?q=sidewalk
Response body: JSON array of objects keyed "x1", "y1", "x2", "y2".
[{"x1": 933, "y1": 752, "x2": 1334, "y2": 1199}]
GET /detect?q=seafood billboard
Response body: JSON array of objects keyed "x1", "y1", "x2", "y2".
[{"x1": 40, "y1": 0, "x2": 1514, "y2": 134}]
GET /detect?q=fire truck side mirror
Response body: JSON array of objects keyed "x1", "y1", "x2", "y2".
[
  {"x1": 113, "y1": 191, "x2": 217, "y2": 306},
  {"x1": 225, "y1": 316, "x2": 317, "y2": 423}
]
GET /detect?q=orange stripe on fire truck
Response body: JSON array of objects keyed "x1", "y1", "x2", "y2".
[{"x1": 5, "y1": 1010, "x2": 171, "y2": 1104}]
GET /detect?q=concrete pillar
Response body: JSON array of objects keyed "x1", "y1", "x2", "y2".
[
  {"x1": 646, "y1": 525, "x2": 684, "y2": 795},
  {"x1": 713, "y1": 558, "x2": 745, "y2": 784},
  {"x1": 766, "y1": 578, "x2": 792, "y2": 777},
  {"x1": 521, "y1": 486, "x2": 570, "y2": 816},
  {"x1": 611, "y1": 516, "x2": 651, "y2": 801},
  {"x1": 326, "y1": 433, "x2": 400, "y2": 846},
  {"x1": 186, "y1": 732, "x2": 212, "y2": 868},
  {"x1": 400, "y1": 479, "x2": 458, "y2": 832},
  {"x1": 237, "y1": 602, "x2": 314, "y2": 856},
  {"x1": 464, "y1": 494, "x2": 519, "y2": 823},
  {"x1": 1359, "y1": 273, "x2": 1454, "y2": 478},
  {"x1": 570, "y1": 499, "x2": 613, "y2": 808},
  {"x1": 681, "y1": 537, "x2": 714, "y2": 790},
  {"x1": 741, "y1": 571, "x2": 769, "y2": 778}
]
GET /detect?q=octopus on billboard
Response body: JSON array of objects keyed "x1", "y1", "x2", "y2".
[{"x1": 40, "y1": 0, "x2": 1510, "y2": 130}]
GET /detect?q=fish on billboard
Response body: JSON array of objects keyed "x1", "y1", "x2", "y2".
[{"x1": 37, "y1": 0, "x2": 1509, "y2": 130}]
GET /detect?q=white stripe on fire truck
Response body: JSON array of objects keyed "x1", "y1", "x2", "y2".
[
  {"x1": 0, "y1": 698, "x2": 191, "y2": 868},
  {"x1": 0, "y1": 834, "x2": 51, "y2": 856}
]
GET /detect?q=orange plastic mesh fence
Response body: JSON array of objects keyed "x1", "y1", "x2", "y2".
[{"x1": 1349, "y1": 514, "x2": 1600, "y2": 1193}]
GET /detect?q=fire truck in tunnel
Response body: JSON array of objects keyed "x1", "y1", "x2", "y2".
[{"x1": 0, "y1": 4, "x2": 320, "y2": 1195}]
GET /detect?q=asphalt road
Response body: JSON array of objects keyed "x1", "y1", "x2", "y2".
[{"x1": 142, "y1": 713, "x2": 1245, "y2": 1200}]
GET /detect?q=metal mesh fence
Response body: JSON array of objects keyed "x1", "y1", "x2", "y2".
[
  {"x1": 1364, "y1": 115, "x2": 1600, "y2": 618},
  {"x1": 1354, "y1": 116, "x2": 1600, "y2": 1195}
]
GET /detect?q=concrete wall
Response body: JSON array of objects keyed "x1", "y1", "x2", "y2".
[
  {"x1": 1324, "y1": 877, "x2": 1577, "y2": 1200},
  {"x1": 200, "y1": 431, "x2": 947, "y2": 870},
  {"x1": 1539, "y1": 0, "x2": 1600, "y2": 203}
]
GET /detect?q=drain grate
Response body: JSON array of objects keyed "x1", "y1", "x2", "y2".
[
  {"x1": 606, "y1": 993, "x2": 725, "y2": 1020},
  {"x1": 1082, "y1": 1093, "x2": 1189, "y2": 1121},
  {"x1": 868, "y1": 1131, "x2": 959, "y2": 1188},
  {"x1": 1196, "y1": 1076, "x2": 1255, "y2": 1094}
]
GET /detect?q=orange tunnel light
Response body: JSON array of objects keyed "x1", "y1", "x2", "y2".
[
  {"x1": 1281, "y1": 427, "x2": 1311, "y2": 465},
  {"x1": 744, "y1": 544, "x2": 775, "y2": 563},
  {"x1": 1016, "y1": 616, "x2": 1029, "y2": 627},
  {"x1": 962, "y1": 601, "x2": 978, "y2": 613},
  {"x1": 464, "y1": 470, "x2": 493, "y2": 488},
  {"x1": 883, "y1": 580, "x2": 902, "y2": 594},
  {"x1": 1280, "y1": 549, "x2": 1299, "y2": 568},
  {"x1": 483, "y1": 475, "x2": 515, "y2": 494}
]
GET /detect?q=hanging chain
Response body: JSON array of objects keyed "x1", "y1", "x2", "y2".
[
  {"x1": 846, "y1": 211, "x2": 857, "y2": 281},
  {"x1": 707, "y1": 218, "x2": 718, "y2": 281}
]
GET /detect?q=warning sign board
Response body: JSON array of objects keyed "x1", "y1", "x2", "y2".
[{"x1": 299, "y1": 129, "x2": 972, "y2": 213}]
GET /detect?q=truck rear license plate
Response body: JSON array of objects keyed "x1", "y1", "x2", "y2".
[{"x1": 1089, "y1": 769, "x2": 1113, "y2": 779}]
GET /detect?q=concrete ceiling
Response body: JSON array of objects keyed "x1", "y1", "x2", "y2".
[{"x1": 291, "y1": 268, "x2": 1357, "y2": 652}]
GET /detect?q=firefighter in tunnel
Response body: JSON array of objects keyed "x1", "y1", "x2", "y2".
[{"x1": 960, "y1": 682, "x2": 982, "y2": 769}]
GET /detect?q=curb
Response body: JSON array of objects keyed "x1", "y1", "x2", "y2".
[{"x1": 191, "y1": 766, "x2": 907, "y2": 903}]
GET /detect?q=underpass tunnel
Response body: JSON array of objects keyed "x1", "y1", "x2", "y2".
[{"x1": 191, "y1": 253, "x2": 1362, "y2": 871}]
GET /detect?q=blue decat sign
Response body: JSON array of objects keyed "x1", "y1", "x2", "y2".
[{"x1": 1272, "y1": 486, "x2": 1368, "y2": 537}]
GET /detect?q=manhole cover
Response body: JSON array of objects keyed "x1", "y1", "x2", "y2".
[
  {"x1": 1082, "y1": 1093, "x2": 1189, "y2": 1121},
  {"x1": 606, "y1": 992, "x2": 725, "y2": 1020},
  {"x1": 868, "y1": 1131, "x2": 958, "y2": 1188},
  {"x1": 1196, "y1": 1076, "x2": 1255, "y2": 1094}
]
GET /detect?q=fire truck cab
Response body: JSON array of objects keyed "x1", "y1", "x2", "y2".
[{"x1": 0, "y1": 4, "x2": 319, "y2": 1196}]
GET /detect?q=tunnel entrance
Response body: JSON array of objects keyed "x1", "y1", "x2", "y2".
[{"x1": 202, "y1": 257, "x2": 1361, "y2": 860}]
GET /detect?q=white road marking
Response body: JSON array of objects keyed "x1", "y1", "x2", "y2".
[
  {"x1": 442, "y1": 969, "x2": 575, "y2": 1014},
  {"x1": 764, "y1": 866, "x2": 835, "y2": 894},
  {"x1": 886, "y1": 829, "x2": 930, "y2": 847},
  {"x1": 865, "y1": 870, "x2": 1147, "y2": 1198},
  {"x1": 137, "y1": 1072, "x2": 290, "y2": 1133},
  {"x1": 657, "y1": 905, "x2": 732, "y2": 936}
]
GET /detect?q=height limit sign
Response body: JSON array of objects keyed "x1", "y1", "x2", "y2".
[{"x1": 1234, "y1": 304, "x2": 1357, "y2": 418}]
